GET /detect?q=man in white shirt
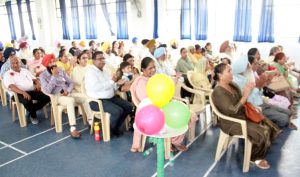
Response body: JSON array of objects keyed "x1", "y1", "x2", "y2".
[
  {"x1": 3, "y1": 56, "x2": 50, "y2": 124},
  {"x1": 85, "y1": 51, "x2": 133, "y2": 137}
]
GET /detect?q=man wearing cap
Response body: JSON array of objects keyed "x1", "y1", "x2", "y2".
[
  {"x1": 39, "y1": 56, "x2": 92, "y2": 138},
  {"x1": 85, "y1": 51, "x2": 133, "y2": 137},
  {"x1": 3, "y1": 56, "x2": 50, "y2": 124}
]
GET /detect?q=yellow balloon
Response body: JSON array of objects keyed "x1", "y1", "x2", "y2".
[{"x1": 146, "y1": 74, "x2": 175, "y2": 107}]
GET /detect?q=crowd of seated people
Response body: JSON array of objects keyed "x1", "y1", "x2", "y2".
[{"x1": 0, "y1": 38, "x2": 299, "y2": 171}]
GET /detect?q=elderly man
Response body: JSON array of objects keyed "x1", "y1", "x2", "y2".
[
  {"x1": 0, "y1": 51, "x2": 27, "y2": 79},
  {"x1": 39, "y1": 56, "x2": 92, "y2": 138},
  {"x1": 3, "y1": 56, "x2": 50, "y2": 124},
  {"x1": 85, "y1": 51, "x2": 133, "y2": 137}
]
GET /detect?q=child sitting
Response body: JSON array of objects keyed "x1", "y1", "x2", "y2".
[{"x1": 116, "y1": 61, "x2": 134, "y2": 101}]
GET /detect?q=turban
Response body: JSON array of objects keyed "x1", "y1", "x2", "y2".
[
  {"x1": 219, "y1": 40, "x2": 229, "y2": 53},
  {"x1": 3, "y1": 48, "x2": 16, "y2": 60},
  {"x1": 146, "y1": 39, "x2": 156, "y2": 49},
  {"x1": 42, "y1": 54, "x2": 56, "y2": 67},
  {"x1": 169, "y1": 39, "x2": 177, "y2": 46},
  {"x1": 79, "y1": 41, "x2": 86, "y2": 47},
  {"x1": 101, "y1": 42, "x2": 111, "y2": 52},
  {"x1": 232, "y1": 55, "x2": 249, "y2": 74},
  {"x1": 132, "y1": 37, "x2": 138, "y2": 43},
  {"x1": 0, "y1": 41, "x2": 3, "y2": 49},
  {"x1": 19, "y1": 42, "x2": 28, "y2": 49},
  {"x1": 5, "y1": 42, "x2": 13, "y2": 48},
  {"x1": 154, "y1": 47, "x2": 165, "y2": 59}
]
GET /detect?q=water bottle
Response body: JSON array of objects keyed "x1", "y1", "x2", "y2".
[
  {"x1": 143, "y1": 147, "x2": 154, "y2": 156},
  {"x1": 169, "y1": 153, "x2": 174, "y2": 167},
  {"x1": 94, "y1": 122, "x2": 100, "y2": 141}
]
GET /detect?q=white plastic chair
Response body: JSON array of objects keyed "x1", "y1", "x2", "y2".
[
  {"x1": 209, "y1": 92, "x2": 252, "y2": 173},
  {"x1": 81, "y1": 78, "x2": 111, "y2": 142},
  {"x1": 42, "y1": 90, "x2": 87, "y2": 133},
  {"x1": 174, "y1": 80, "x2": 207, "y2": 141},
  {"x1": 2, "y1": 82, "x2": 48, "y2": 127}
]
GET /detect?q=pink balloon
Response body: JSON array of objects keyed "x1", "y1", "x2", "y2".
[{"x1": 135, "y1": 105, "x2": 165, "y2": 135}]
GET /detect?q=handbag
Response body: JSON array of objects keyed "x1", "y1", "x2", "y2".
[
  {"x1": 262, "y1": 87, "x2": 275, "y2": 98},
  {"x1": 267, "y1": 75, "x2": 290, "y2": 92},
  {"x1": 244, "y1": 102, "x2": 265, "y2": 123}
]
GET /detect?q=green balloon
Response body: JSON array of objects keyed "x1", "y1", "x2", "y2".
[{"x1": 162, "y1": 101, "x2": 191, "y2": 129}]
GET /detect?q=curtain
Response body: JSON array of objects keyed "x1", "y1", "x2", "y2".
[
  {"x1": 180, "y1": 0, "x2": 191, "y2": 39},
  {"x1": 233, "y1": 0, "x2": 252, "y2": 42},
  {"x1": 100, "y1": 0, "x2": 115, "y2": 36},
  {"x1": 83, "y1": 0, "x2": 97, "y2": 39},
  {"x1": 17, "y1": 0, "x2": 25, "y2": 37},
  {"x1": 59, "y1": 0, "x2": 70, "y2": 40},
  {"x1": 70, "y1": 0, "x2": 81, "y2": 39},
  {"x1": 5, "y1": 1, "x2": 17, "y2": 40},
  {"x1": 258, "y1": 0, "x2": 274, "y2": 42},
  {"x1": 26, "y1": 0, "x2": 36, "y2": 40},
  {"x1": 153, "y1": 0, "x2": 158, "y2": 38},
  {"x1": 299, "y1": 37, "x2": 300, "y2": 43},
  {"x1": 116, "y1": 0, "x2": 128, "y2": 39},
  {"x1": 194, "y1": 0, "x2": 207, "y2": 40}
]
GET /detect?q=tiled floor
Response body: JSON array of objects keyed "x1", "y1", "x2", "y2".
[{"x1": 0, "y1": 102, "x2": 299, "y2": 177}]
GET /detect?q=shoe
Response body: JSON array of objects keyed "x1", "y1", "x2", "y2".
[
  {"x1": 70, "y1": 130, "x2": 81, "y2": 139},
  {"x1": 30, "y1": 118, "x2": 39, "y2": 125},
  {"x1": 111, "y1": 129, "x2": 124, "y2": 138}
]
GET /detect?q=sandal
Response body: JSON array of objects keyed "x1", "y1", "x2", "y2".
[
  {"x1": 130, "y1": 147, "x2": 139, "y2": 153},
  {"x1": 174, "y1": 144, "x2": 188, "y2": 152},
  {"x1": 288, "y1": 122, "x2": 298, "y2": 130},
  {"x1": 251, "y1": 159, "x2": 270, "y2": 170}
]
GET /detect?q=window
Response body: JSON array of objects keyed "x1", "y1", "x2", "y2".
[
  {"x1": 55, "y1": 0, "x2": 130, "y2": 40},
  {"x1": 164, "y1": 0, "x2": 181, "y2": 39},
  {"x1": 0, "y1": 0, "x2": 37, "y2": 41}
]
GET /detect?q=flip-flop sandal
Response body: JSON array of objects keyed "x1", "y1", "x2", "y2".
[
  {"x1": 251, "y1": 160, "x2": 270, "y2": 170},
  {"x1": 130, "y1": 148, "x2": 139, "y2": 153}
]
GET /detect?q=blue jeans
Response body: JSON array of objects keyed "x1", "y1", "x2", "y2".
[{"x1": 90, "y1": 96, "x2": 133, "y2": 131}]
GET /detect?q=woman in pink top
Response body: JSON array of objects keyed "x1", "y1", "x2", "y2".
[
  {"x1": 27, "y1": 48, "x2": 46, "y2": 77},
  {"x1": 130, "y1": 57, "x2": 188, "y2": 152}
]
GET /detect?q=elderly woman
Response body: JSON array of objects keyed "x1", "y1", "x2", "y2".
[
  {"x1": 130, "y1": 57, "x2": 188, "y2": 152},
  {"x1": 212, "y1": 63, "x2": 281, "y2": 170},
  {"x1": 232, "y1": 55, "x2": 296, "y2": 129}
]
